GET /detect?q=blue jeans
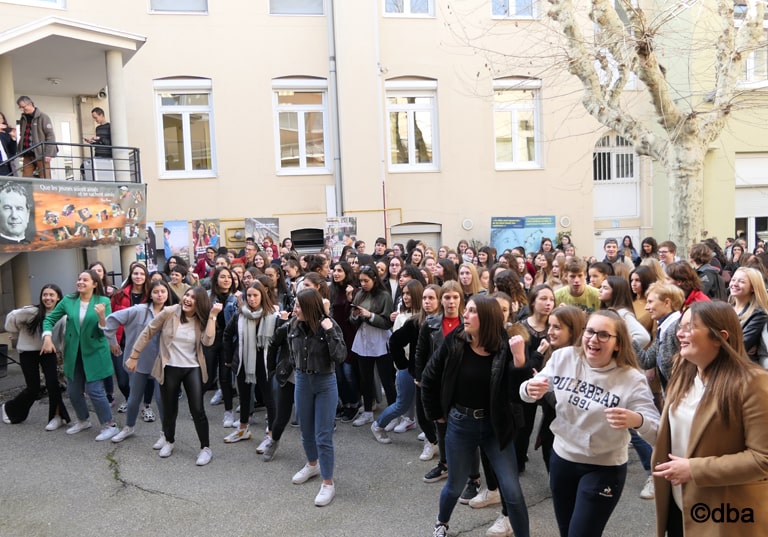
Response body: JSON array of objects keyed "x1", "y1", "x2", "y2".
[
  {"x1": 294, "y1": 371, "x2": 337, "y2": 481},
  {"x1": 68, "y1": 352, "x2": 113, "y2": 425},
  {"x1": 549, "y1": 451, "x2": 627, "y2": 537},
  {"x1": 336, "y1": 361, "x2": 360, "y2": 407},
  {"x1": 111, "y1": 353, "x2": 130, "y2": 399},
  {"x1": 125, "y1": 371, "x2": 164, "y2": 428},
  {"x1": 377, "y1": 369, "x2": 415, "y2": 428},
  {"x1": 439, "y1": 408, "x2": 529, "y2": 537},
  {"x1": 629, "y1": 429, "x2": 652, "y2": 474}
]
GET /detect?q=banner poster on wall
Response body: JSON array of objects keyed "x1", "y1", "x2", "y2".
[
  {"x1": 162, "y1": 220, "x2": 191, "y2": 266},
  {"x1": 245, "y1": 218, "x2": 280, "y2": 259},
  {"x1": 190, "y1": 219, "x2": 221, "y2": 260},
  {"x1": 0, "y1": 178, "x2": 147, "y2": 253},
  {"x1": 143, "y1": 222, "x2": 159, "y2": 272},
  {"x1": 490, "y1": 216, "x2": 556, "y2": 255},
  {"x1": 325, "y1": 217, "x2": 358, "y2": 261}
]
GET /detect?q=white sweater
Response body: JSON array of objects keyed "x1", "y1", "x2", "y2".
[{"x1": 520, "y1": 346, "x2": 660, "y2": 466}]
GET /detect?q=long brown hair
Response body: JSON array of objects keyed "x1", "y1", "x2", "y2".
[
  {"x1": 548, "y1": 306, "x2": 587, "y2": 349},
  {"x1": 466, "y1": 295, "x2": 506, "y2": 353},
  {"x1": 579, "y1": 310, "x2": 638, "y2": 369},
  {"x1": 247, "y1": 281, "x2": 276, "y2": 313},
  {"x1": 665, "y1": 301, "x2": 762, "y2": 425},
  {"x1": 180, "y1": 286, "x2": 211, "y2": 327},
  {"x1": 296, "y1": 288, "x2": 326, "y2": 333}
]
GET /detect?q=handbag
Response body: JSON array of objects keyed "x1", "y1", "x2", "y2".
[{"x1": 275, "y1": 357, "x2": 294, "y2": 387}]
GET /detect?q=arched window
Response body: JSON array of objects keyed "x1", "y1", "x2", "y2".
[{"x1": 593, "y1": 133, "x2": 635, "y2": 182}]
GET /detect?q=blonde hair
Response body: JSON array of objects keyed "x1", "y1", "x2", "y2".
[
  {"x1": 729, "y1": 267, "x2": 768, "y2": 322},
  {"x1": 646, "y1": 282, "x2": 685, "y2": 311},
  {"x1": 458, "y1": 262, "x2": 483, "y2": 296},
  {"x1": 640, "y1": 257, "x2": 666, "y2": 283}
]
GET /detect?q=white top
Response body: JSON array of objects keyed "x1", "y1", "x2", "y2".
[
  {"x1": 79, "y1": 300, "x2": 90, "y2": 324},
  {"x1": 668, "y1": 374, "x2": 706, "y2": 510},
  {"x1": 166, "y1": 321, "x2": 198, "y2": 368},
  {"x1": 520, "y1": 346, "x2": 660, "y2": 466}
]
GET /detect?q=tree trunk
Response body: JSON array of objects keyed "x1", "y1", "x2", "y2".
[{"x1": 666, "y1": 138, "x2": 707, "y2": 251}]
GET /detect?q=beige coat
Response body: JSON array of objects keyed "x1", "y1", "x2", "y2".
[
  {"x1": 129, "y1": 305, "x2": 214, "y2": 384},
  {"x1": 652, "y1": 370, "x2": 768, "y2": 536}
]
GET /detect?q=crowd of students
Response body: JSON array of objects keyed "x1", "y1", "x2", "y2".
[{"x1": 3, "y1": 233, "x2": 768, "y2": 536}]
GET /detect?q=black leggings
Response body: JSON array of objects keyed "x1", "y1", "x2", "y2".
[
  {"x1": 415, "y1": 385, "x2": 437, "y2": 444},
  {"x1": 270, "y1": 375, "x2": 295, "y2": 442},
  {"x1": 236, "y1": 358, "x2": 275, "y2": 429},
  {"x1": 161, "y1": 366, "x2": 209, "y2": 448},
  {"x1": 4, "y1": 351, "x2": 70, "y2": 424},
  {"x1": 514, "y1": 401, "x2": 538, "y2": 471},
  {"x1": 357, "y1": 354, "x2": 396, "y2": 411}
]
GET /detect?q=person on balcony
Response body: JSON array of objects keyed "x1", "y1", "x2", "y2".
[
  {"x1": 0, "y1": 112, "x2": 17, "y2": 176},
  {"x1": 84, "y1": 107, "x2": 112, "y2": 158},
  {"x1": 17, "y1": 96, "x2": 57, "y2": 179}
]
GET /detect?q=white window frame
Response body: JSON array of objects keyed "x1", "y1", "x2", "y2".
[
  {"x1": 154, "y1": 78, "x2": 217, "y2": 179},
  {"x1": 493, "y1": 78, "x2": 542, "y2": 170},
  {"x1": 272, "y1": 78, "x2": 331, "y2": 176},
  {"x1": 736, "y1": 18, "x2": 768, "y2": 88},
  {"x1": 149, "y1": 0, "x2": 207, "y2": 13},
  {"x1": 0, "y1": 0, "x2": 65, "y2": 8},
  {"x1": 592, "y1": 133, "x2": 637, "y2": 183},
  {"x1": 384, "y1": 0, "x2": 435, "y2": 18},
  {"x1": 269, "y1": 0, "x2": 324, "y2": 15},
  {"x1": 491, "y1": 0, "x2": 538, "y2": 20},
  {"x1": 385, "y1": 79, "x2": 439, "y2": 173}
]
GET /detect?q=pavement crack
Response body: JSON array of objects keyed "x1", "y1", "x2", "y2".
[{"x1": 105, "y1": 447, "x2": 197, "y2": 503}]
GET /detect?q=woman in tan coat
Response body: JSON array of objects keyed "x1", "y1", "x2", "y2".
[{"x1": 652, "y1": 301, "x2": 768, "y2": 536}]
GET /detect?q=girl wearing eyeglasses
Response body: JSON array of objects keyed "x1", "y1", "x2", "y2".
[{"x1": 520, "y1": 309, "x2": 660, "y2": 537}]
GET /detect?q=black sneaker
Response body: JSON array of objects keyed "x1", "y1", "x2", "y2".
[
  {"x1": 458, "y1": 479, "x2": 481, "y2": 504},
  {"x1": 340, "y1": 406, "x2": 359, "y2": 424},
  {"x1": 423, "y1": 462, "x2": 448, "y2": 483}
]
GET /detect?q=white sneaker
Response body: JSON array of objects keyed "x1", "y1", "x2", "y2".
[
  {"x1": 417, "y1": 432, "x2": 426, "y2": 441},
  {"x1": 95, "y1": 424, "x2": 120, "y2": 442},
  {"x1": 314, "y1": 482, "x2": 335, "y2": 507},
  {"x1": 352, "y1": 411, "x2": 374, "y2": 427},
  {"x1": 117, "y1": 402, "x2": 128, "y2": 413},
  {"x1": 255, "y1": 436, "x2": 273, "y2": 454},
  {"x1": 196, "y1": 447, "x2": 213, "y2": 466},
  {"x1": 1, "y1": 403, "x2": 9, "y2": 424},
  {"x1": 159, "y1": 442, "x2": 174, "y2": 458},
  {"x1": 66, "y1": 419, "x2": 92, "y2": 435},
  {"x1": 292, "y1": 463, "x2": 321, "y2": 484},
  {"x1": 394, "y1": 417, "x2": 417, "y2": 433},
  {"x1": 210, "y1": 389, "x2": 223, "y2": 405},
  {"x1": 419, "y1": 440, "x2": 438, "y2": 461},
  {"x1": 111, "y1": 426, "x2": 135, "y2": 443},
  {"x1": 640, "y1": 475, "x2": 655, "y2": 499},
  {"x1": 45, "y1": 416, "x2": 64, "y2": 431},
  {"x1": 152, "y1": 434, "x2": 166, "y2": 450},
  {"x1": 384, "y1": 416, "x2": 400, "y2": 432},
  {"x1": 486, "y1": 514, "x2": 513, "y2": 537},
  {"x1": 469, "y1": 487, "x2": 501, "y2": 509},
  {"x1": 224, "y1": 427, "x2": 252, "y2": 444},
  {"x1": 371, "y1": 422, "x2": 391, "y2": 444},
  {"x1": 223, "y1": 411, "x2": 235, "y2": 428}
]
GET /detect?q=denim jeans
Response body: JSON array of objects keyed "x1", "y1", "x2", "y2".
[
  {"x1": 68, "y1": 351, "x2": 113, "y2": 425},
  {"x1": 377, "y1": 369, "x2": 415, "y2": 428},
  {"x1": 549, "y1": 451, "x2": 627, "y2": 537},
  {"x1": 629, "y1": 429, "x2": 652, "y2": 474},
  {"x1": 439, "y1": 408, "x2": 529, "y2": 537},
  {"x1": 111, "y1": 353, "x2": 130, "y2": 400},
  {"x1": 335, "y1": 361, "x2": 360, "y2": 407},
  {"x1": 294, "y1": 371, "x2": 337, "y2": 481},
  {"x1": 125, "y1": 371, "x2": 163, "y2": 428}
]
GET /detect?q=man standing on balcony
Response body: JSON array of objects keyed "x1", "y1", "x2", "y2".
[
  {"x1": 84, "y1": 107, "x2": 112, "y2": 158},
  {"x1": 17, "y1": 96, "x2": 57, "y2": 179}
]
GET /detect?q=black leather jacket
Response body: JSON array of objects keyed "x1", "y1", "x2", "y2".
[
  {"x1": 288, "y1": 317, "x2": 347, "y2": 375},
  {"x1": 420, "y1": 327, "x2": 528, "y2": 450}
]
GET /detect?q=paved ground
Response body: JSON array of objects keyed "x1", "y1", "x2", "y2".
[{"x1": 0, "y1": 350, "x2": 656, "y2": 537}]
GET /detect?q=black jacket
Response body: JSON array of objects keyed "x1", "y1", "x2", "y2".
[
  {"x1": 389, "y1": 317, "x2": 419, "y2": 374},
  {"x1": 288, "y1": 317, "x2": 347, "y2": 375},
  {"x1": 413, "y1": 314, "x2": 448, "y2": 382},
  {"x1": 420, "y1": 327, "x2": 528, "y2": 450}
]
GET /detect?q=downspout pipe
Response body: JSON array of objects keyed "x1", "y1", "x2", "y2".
[{"x1": 327, "y1": 0, "x2": 344, "y2": 216}]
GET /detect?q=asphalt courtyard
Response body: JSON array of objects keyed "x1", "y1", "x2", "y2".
[{"x1": 0, "y1": 361, "x2": 656, "y2": 537}]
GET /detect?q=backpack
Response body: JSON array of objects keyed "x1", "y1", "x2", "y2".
[{"x1": 697, "y1": 267, "x2": 727, "y2": 301}]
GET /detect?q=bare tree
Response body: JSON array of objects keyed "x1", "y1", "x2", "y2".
[{"x1": 548, "y1": 0, "x2": 766, "y2": 248}]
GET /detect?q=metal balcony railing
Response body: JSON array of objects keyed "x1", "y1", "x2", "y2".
[{"x1": 0, "y1": 141, "x2": 142, "y2": 183}]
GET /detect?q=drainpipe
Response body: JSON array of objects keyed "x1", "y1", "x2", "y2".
[{"x1": 327, "y1": 0, "x2": 343, "y2": 216}]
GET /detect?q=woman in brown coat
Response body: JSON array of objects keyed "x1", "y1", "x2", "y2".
[{"x1": 652, "y1": 301, "x2": 768, "y2": 536}]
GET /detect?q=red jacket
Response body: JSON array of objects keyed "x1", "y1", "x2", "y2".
[{"x1": 110, "y1": 287, "x2": 147, "y2": 344}]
